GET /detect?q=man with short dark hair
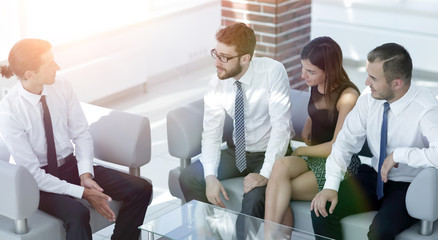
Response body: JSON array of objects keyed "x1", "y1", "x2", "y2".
[
  {"x1": 179, "y1": 22, "x2": 293, "y2": 224},
  {"x1": 0, "y1": 38, "x2": 152, "y2": 240},
  {"x1": 311, "y1": 43, "x2": 438, "y2": 240}
]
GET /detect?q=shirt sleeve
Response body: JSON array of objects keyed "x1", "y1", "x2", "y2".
[
  {"x1": 0, "y1": 115, "x2": 85, "y2": 199},
  {"x1": 259, "y1": 61, "x2": 293, "y2": 178},
  {"x1": 324, "y1": 94, "x2": 368, "y2": 191},
  {"x1": 200, "y1": 78, "x2": 226, "y2": 177},
  {"x1": 393, "y1": 106, "x2": 438, "y2": 168},
  {"x1": 63, "y1": 80, "x2": 94, "y2": 177}
]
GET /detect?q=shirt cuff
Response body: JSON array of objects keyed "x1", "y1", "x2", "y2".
[
  {"x1": 393, "y1": 148, "x2": 405, "y2": 164},
  {"x1": 77, "y1": 159, "x2": 94, "y2": 177},
  {"x1": 202, "y1": 162, "x2": 217, "y2": 178},
  {"x1": 259, "y1": 162, "x2": 273, "y2": 179},
  {"x1": 323, "y1": 176, "x2": 341, "y2": 192},
  {"x1": 67, "y1": 184, "x2": 85, "y2": 199}
]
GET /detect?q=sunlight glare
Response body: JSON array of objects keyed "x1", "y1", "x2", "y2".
[
  {"x1": 22, "y1": 0, "x2": 149, "y2": 44},
  {"x1": 343, "y1": 0, "x2": 353, "y2": 8}
]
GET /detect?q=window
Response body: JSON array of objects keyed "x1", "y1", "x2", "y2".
[{"x1": 0, "y1": 0, "x2": 198, "y2": 60}]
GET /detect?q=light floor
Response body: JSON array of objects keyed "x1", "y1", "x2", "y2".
[{"x1": 90, "y1": 61, "x2": 438, "y2": 240}]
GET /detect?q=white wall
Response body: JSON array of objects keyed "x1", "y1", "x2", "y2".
[
  {"x1": 4, "y1": 0, "x2": 436, "y2": 102},
  {"x1": 54, "y1": 1, "x2": 220, "y2": 102},
  {"x1": 311, "y1": 0, "x2": 438, "y2": 73}
]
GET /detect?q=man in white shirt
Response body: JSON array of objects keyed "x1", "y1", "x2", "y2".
[
  {"x1": 310, "y1": 43, "x2": 438, "y2": 240},
  {"x1": 0, "y1": 39, "x2": 152, "y2": 240},
  {"x1": 179, "y1": 22, "x2": 293, "y2": 227}
]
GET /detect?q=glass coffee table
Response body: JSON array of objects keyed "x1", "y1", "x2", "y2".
[{"x1": 139, "y1": 200, "x2": 333, "y2": 240}]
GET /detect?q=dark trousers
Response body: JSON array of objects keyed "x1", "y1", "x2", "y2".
[
  {"x1": 179, "y1": 147, "x2": 266, "y2": 218},
  {"x1": 39, "y1": 156, "x2": 153, "y2": 240},
  {"x1": 311, "y1": 164, "x2": 417, "y2": 240}
]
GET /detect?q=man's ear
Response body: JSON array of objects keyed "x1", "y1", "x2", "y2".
[
  {"x1": 23, "y1": 70, "x2": 34, "y2": 81},
  {"x1": 241, "y1": 54, "x2": 251, "y2": 65},
  {"x1": 392, "y1": 78, "x2": 403, "y2": 90}
]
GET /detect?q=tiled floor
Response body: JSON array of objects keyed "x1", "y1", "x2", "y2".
[{"x1": 90, "y1": 60, "x2": 438, "y2": 239}]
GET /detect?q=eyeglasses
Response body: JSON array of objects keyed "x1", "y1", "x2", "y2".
[{"x1": 210, "y1": 49, "x2": 245, "y2": 63}]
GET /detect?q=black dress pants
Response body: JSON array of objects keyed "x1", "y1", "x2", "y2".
[
  {"x1": 179, "y1": 148, "x2": 266, "y2": 239},
  {"x1": 39, "y1": 156, "x2": 152, "y2": 240},
  {"x1": 179, "y1": 147, "x2": 266, "y2": 215},
  {"x1": 311, "y1": 164, "x2": 416, "y2": 240}
]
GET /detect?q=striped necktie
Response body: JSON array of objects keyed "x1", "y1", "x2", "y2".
[{"x1": 235, "y1": 81, "x2": 246, "y2": 172}]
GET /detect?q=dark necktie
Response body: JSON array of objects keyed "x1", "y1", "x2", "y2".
[
  {"x1": 235, "y1": 81, "x2": 246, "y2": 172},
  {"x1": 376, "y1": 102, "x2": 390, "y2": 199},
  {"x1": 41, "y1": 95, "x2": 58, "y2": 176}
]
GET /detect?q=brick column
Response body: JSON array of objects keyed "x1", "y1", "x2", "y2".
[{"x1": 221, "y1": 0, "x2": 311, "y2": 89}]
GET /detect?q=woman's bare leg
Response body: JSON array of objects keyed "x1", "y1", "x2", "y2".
[{"x1": 265, "y1": 156, "x2": 318, "y2": 226}]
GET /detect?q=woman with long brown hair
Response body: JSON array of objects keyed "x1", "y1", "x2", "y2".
[{"x1": 264, "y1": 36, "x2": 360, "y2": 234}]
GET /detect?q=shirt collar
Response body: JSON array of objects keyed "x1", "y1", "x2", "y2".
[
  {"x1": 386, "y1": 84, "x2": 417, "y2": 116},
  {"x1": 18, "y1": 82, "x2": 48, "y2": 106}
]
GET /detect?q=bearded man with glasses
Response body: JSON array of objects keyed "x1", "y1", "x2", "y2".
[{"x1": 179, "y1": 22, "x2": 293, "y2": 229}]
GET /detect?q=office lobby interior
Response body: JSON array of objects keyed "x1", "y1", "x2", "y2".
[{"x1": 1, "y1": 0, "x2": 437, "y2": 239}]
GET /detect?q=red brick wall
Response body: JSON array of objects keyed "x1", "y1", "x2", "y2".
[{"x1": 221, "y1": 0, "x2": 311, "y2": 89}]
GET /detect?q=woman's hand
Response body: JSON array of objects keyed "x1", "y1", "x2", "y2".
[{"x1": 302, "y1": 117, "x2": 312, "y2": 145}]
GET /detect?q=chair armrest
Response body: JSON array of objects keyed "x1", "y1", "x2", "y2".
[
  {"x1": 406, "y1": 167, "x2": 438, "y2": 221},
  {"x1": 0, "y1": 161, "x2": 39, "y2": 220},
  {"x1": 406, "y1": 167, "x2": 438, "y2": 235},
  {"x1": 167, "y1": 99, "x2": 205, "y2": 161},
  {"x1": 81, "y1": 103, "x2": 151, "y2": 168}
]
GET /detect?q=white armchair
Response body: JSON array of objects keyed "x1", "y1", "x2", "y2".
[{"x1": 0, "y1": 103, "x2": 152, "y2": 240}]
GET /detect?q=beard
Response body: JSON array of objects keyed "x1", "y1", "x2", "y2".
[
  {"x1": 371, "y1": 87, "x2": 395, "y2": 101},
  {"x1": 217, "y1": 62, "x2": 243, "y2": 80}
]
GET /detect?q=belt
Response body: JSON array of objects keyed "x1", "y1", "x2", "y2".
[{"x1": 57, "y1": 153, "x2": 75, "y2": 167}]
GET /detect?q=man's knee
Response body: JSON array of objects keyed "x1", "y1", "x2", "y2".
[
  {"x1": 311, "y1": 207, "x2": 343, "y2": 240},
  {"x1": 63, "y1": 204, "x2": 92, "y2": 239},
  {"x1": 241, "y1": 186, "x2": 266, "y2": 218},
  {"x1": 368, "y1": 219, "x2": 409, "y2": 240},
  {"x1": 310, "y1": 209, "x2": 323, "y2": 231},
  {"x1": 368, "y1": 224, "x2": 395, "y2": 240},
  {"x1": 66, "y1": 203, "x2": 90, "y2": 227},
  {"x1": 137, "y1": 178, "x2": 153, "y2": 203},
  {"x1": 244, "y1": 186, "x2": 265, "y2": 198}
]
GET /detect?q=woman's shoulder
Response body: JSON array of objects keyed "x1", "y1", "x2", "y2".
[
  {"x1": 340, "y1": 86, "x2": 360, "y2": 96},
  {"x1": 336, "y1": 86, "x2": 360, "y2": 109}
]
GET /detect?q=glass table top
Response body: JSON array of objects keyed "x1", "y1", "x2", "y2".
[{"x1": 139, "y1": 200, "x2": 333, "y2": 240}]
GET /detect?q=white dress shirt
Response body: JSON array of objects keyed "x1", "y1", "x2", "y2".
[
  {"x1": 0, "y1": 78, "x2": 94, "y2": 199},
  {"x1": 324, "y1": 84, "x2": 438, "y2": 191},
  {"x1": 201, "y1": 57, "x2": 293, "y2": 178}
]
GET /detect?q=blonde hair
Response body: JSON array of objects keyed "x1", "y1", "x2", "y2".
[{"x1": 0, "y1": 39, "x2": 52, "y2": 79}]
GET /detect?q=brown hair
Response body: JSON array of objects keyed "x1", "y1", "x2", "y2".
[
  {"x1": 301, "y1": 36, "x2": 359, "y2": 101},
  {"x1": 0, "y1": 39, "x2": 52, "y2": 79},
  {"x1": 367, "y1": 43, "x2": 412, "y2": 84},
  {"x1": 216, "y1": 23, "x2": 256, "y2": 59}
]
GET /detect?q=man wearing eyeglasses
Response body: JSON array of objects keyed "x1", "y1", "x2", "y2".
[{"x1": 179, "y1": 22, "x2": 293, "y2": 224}]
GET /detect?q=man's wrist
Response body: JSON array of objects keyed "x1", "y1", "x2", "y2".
[
  {"x1": 205, "y1": 175, "x2": 217, "y2": 181},
  {"x1": 80, "y1": 172, "x2": 92, "y2": 182}
]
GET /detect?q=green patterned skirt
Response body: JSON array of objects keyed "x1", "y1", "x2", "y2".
[
  {"x1": 305, "y1": 156, "x2": 327, "y2": 191},
  {"x1": 305, "y1": 154, "x2": 361, "y2": 191}
]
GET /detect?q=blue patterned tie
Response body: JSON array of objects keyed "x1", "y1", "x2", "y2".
[
  {"x1": 235, "y1": 81, "x2": 246, "y2": 172},
  {"x1": 376, "y1": 102, "x2": 390, "y2": 199}
]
